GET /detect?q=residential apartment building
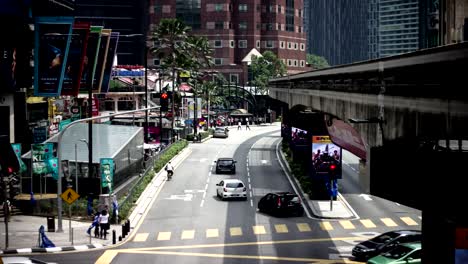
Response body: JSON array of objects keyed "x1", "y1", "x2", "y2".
[
  {"x1": 304, "y1": 0, "x2": 369, "y2": 66},
  {"x1": 148, "y1": 0, "x2": 307, "y2": 84}
]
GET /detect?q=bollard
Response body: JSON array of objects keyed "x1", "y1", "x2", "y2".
[
  {"x1": 71, "y1": 228, "x2": 74, "y2": 246},
  {"x1": 121, "y1": 224, "x2": 126, "y2": 238},
  {"x1": 112, "y1": 230, "x2": 116, "y2": 244},
  {"x1": 119, "y1": 235, "x2": 122, "y2": 242}
]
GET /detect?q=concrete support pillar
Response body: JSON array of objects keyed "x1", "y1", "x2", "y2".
[{"x1": 360, "y1": 154, "x2": 370, "y2": 194}]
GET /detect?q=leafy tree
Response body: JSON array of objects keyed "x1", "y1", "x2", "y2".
[
  {"x1": 250, "y1": 51, "x2": 286, "y2": 95},
  {"x1": 306, "y1": 54, "x2": 330, "y2": 69}
]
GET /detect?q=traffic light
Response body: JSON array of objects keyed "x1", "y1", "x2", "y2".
[
  {"x1": 160, "y1": 92, "x2": 169, "y2": 111},
  {"x1": 328, "y1": 161, "x2": 338, "y2": 179},
  {"x1": 0, "y1": 136, "x2": 20, "y2": 175}
]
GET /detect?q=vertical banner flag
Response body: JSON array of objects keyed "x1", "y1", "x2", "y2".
[
  {"x1": 32, "y1": 143, "x2": 55, "y2": 175},
  {"x1": 11, "y1": 143, "x2": 27, "y2": 173},
  {"x1": 47, "y1": 158, "x2": 59, "y2": 180},
  {"x1": 34, "y1": 17, "x2": 74, "y2": 96},
  {"x1": 92, "y1": 97, "x2": 99, "y2": 116},
  {"x1": 100, "y1": 158, "x2": 114, "y2": 193},
  {"x1": 61, "y1": 22, "x2": 90, "y2": 96},
  {"x1": 93, "y1": 29, "x2": 112, "y2": 93},
  {"x1": 80, "y1": 26, "x2": 103, "y2": 93},
  {"x1": 100, "y1": 32, "x2": 120, "y2": 93}
]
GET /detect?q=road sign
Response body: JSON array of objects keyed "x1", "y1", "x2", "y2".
[{"x1": 61, "y1": 188, "x2": 80, "y2": 205}]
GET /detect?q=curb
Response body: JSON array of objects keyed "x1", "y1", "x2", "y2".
[
  {"x1": 275, "y1": 140, "x2": 357, "y2": 220},
  {"x1": 0, "y1": 244, "x2": 104, "y2": 255}
]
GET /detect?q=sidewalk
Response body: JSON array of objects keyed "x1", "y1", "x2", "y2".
[
  {"x1": 0, "y1": 146, "x2": 192, "y2": 255},
  {"x1": 276, "y1": 141, "x2": 358, "y2": 220}
]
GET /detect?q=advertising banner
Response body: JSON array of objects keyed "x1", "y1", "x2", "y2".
[
  {"x1": 79, "y1": 26, "x2": 102, "y2": 93},
  {"x1": 11, "y1": 143, "x2": 27, "y2": 173},
  {"x1": 47, "y1": 158, "x2": 59, "y2": 180},
  {"x1": 34, "y1": 17, "x2": 74, "y2": 96},
  {"x1": 93, "y1": 29, "x2": 112, "y2": 93},
  {"x1": 311, "y1": 135, "x2": 342, "y2": 179},
  {"x1": 32, "y1": 143, "x2": 55, "y2": 175},
  {"x1": 33, "y1": 127, "x2": 48, "y2": 143},
  {"x1": 100, "y1": 158, "x2": 114, "y2": 193},
  {"x1": 61, "y1": 22, "x2": 90, "y2": 96},
  {"x1": 100, "y1": 32, "x2": 120, "y2": 93},
  {"x1": 70, "y1": 105, "x2": 81, "y2": 121},
  {"x1": 92, "y1": 97, "x2": 99, "y2": 116},
  {"x1": 291, "y1": 127, "x2": 308, "y2": 146}
]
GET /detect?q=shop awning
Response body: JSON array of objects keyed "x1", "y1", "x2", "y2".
[{"x1": 326, "y1": 118, "x2": 367, "y2": 160}]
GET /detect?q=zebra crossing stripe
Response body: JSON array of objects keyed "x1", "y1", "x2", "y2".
[
  {"x1": 320, "y1": 222, "x2": 333, "y2": 231},
  {"x1": 134, "y1": 233, "x2": 149, "y2": 242},
  {"x1": 252, "y1": 225, "x2": 266, "y2": 235},
  {"x1": 339, "y1": 220, "x2": 355, "y2": 229},
  {"x1": 230, "y1": 227, "x2": 242, "y2": 236},
  {"x1": 181, "y1": 230, "x2": 195, "y2": 240},
  {"x1": 400, "y1": 217, "x2": 418, "y2": 226},
  {"x1": 275, "y1": 224, "x2": 288, "y2": 233},
  {"x1": 297, "y1": 223, "x2": 311, "y2": 232},
  {"x1": 157, "y1": 232, "x2": 171, "y2": 241},
  {"x1": 206, "y1": 229, "x2": 219, "y2": 238},
  {"x1": 360, "y1": 219, "x2": 377, "y2": 228},
  {"x1": 381, "y1": 218, "x2": 398, "y2": 227}
]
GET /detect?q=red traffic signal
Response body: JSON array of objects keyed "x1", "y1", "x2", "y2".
[
  {"x1": 330, "y1": 164, "x2": 336, "y2": 170},
  {"x1": 161, "y1": 92, "x2": 168, "y2": 99}
]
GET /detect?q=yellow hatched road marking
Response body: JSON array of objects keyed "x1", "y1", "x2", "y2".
[
  {"x1": 230, "y1": 227, "x2": 242, "y2": 236},
  {"x1": 252, "y1": 225, "x2": 267, "y2": 235},
  {"x1": 181, "y1": 230, "x2": 195, "y2": 240},
  {"x1": 360, "y1": 219, "x2": 377, "y2": 228},
  {"x1": 275, "y1": 224, "x2": 289, "y2": 233},
  {"x1": 157, "y1": 232, "x2": 171, "y2": 241},
  {"x1": 297, "y1": 223, "x2": 311, "y2": 232},
  {"x1": 400, "y1": 217, "x2": 418, "y2": 226},
  {"x1": 133, "y1": 233, "x2": 149, "y2": 242},
  {"x1": 206, "y1": 229, "x2": 219, "y2": 238},
  {"x1": 320, "y1": 222, "x2": 333, "y2": 231},
  {"x1": 381, "y1": 218, "x2": 398, "y2": 227},
  {"x1": 339, "y1": 220, "x2": 355, "y2": 229}
]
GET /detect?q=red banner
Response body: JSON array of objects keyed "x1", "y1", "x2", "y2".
[
  {"x1": 326, "y1": 118, "x2": 367, "y2": 160},
  {"x1": 92, "y1": 98, "x2": 99, "y2": 116}
]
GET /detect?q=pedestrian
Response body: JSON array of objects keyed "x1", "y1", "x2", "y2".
[
  {"x1": 245, "y1": 118, "x2": 250, "y2": 130},
  {"x1": 87, "y1": 211, "x2": 100, "y2": 237},
  {"x1": 237, "y1": 120, "x2": 242, "y2": 130},
  {"x1": 99, "y1": 209, "x2": 110, "y2": 239}
]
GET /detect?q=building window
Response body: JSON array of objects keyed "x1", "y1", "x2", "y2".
[
  {"x1": 277, "y1": 5, "x2": 282, "y2": 13},
  {"x1": 256, "y1": 4, "x2": 260, "y2": 12},
  {"x1": 300, "y1": 60, "x2": 305, "y2": 67},
  {"x1": 266, "y1": 40, "x2": 274, "y2": 48},
  {"x1": 267, "y1": 23, "x2": 274, "y2": 31},
  {"x1": 238, "y1": 40, "x2": 247, "y2": 48},
  {"x1": 230, "y1": 40, "x2": 235, "y2": 48},
  {"x1": 153, "y1": 59, "x2": 160, "y2": 66},
  {"x1": 300, "y1": 43, "x2": 305, "y2": 51},
  {"x1": 256, "y1": 40, "x2": 260, "y2": 48},
  {"x1": 215, "y1": 21, "x2": 224, "y2": 29},
  {"x1": 298, "y1": 26, "x2": 303, "y2": 33},
  {"x1": 256, "y1": 23, "x2": 261, "y2": 30},
  {"x1": 215, "y1": 3, "x2": 223, "y2": 11},
  {"x1": 239, "y1": 4, "x2": 247, "y2": 12},
  {"x1": 269, "y1": 5, "x2": 275, "y2": 13},
  {"x1": 277, "y1": 23, "x2": 281, "y2": 30},
  {"x1": 230, "y1": 74, "x2": 239, "y2": 84},
  {"x1": 293, "y1": 60, "x2": 297, "y2": 66},
  {"x1": 287, "y1": 59, "x2": 292, "y2": 66},
  {"x1": 154, "y1": 4, "x2": 162, "y2": 13},
  {"x1": 153, "y1": 40, "x2": 161, "y2": 48},
  {"x1": 239, "y1": 22, "x2": 247, "y2": 30},
  {"x1": 287, "y1": 42, "x2": 292, "y2": 49},
  {"x1": 214, "y1": 58, "x2": 223, "y2": 65},
  {"x1": 280, "y1": 41, "x2": 285, "y2": 49},
  {"x1": 294, "y1": 43, "x2": 298, "y2": 50},
  {"x1": 214, "y1": 40, "x2": 222, "y2": 48},
  {"x1": 206, "y1": 22, "x2": 215, "y2": 29},
  {"x1": 285, "y1": 0, "x2": 294, "y2": 32}
]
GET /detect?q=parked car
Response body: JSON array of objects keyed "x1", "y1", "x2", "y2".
[
  {"x1": 216, "y1": 179, "x2": 247, "y2": 200},
  {"x1": 213, "y1": 127, "x2": 229, "y2": 138},
  {"x1": 258, "y1": 192, "x2": 304, "y2": 216},
  {"x1": 367, "y1": 242, "x2": 421, "y2": 264},
  {"x1": 214, "y1": 158, "x2": 236, "y2": 174},
  {"x1": 352, "y1": 230, "x2": 422, "y2": 261}
]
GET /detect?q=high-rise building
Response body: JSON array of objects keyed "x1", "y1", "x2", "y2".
[
  {"x1": 148, "y1": 0, "x2": 307, "y2": 84},
  {"x1": 304, "y1": 0, "x2": 370, "y2": 66},
  {"x1": 369, "y1": 0, "x2": 420, "y2": 59}
]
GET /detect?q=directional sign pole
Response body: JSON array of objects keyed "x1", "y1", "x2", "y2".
[{"x1": 69, "y1": 205, "x2": 72, "y2": 242}]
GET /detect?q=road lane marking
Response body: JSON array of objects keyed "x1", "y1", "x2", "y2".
[
  {"x1": 248, "y1": 178, "x2": 250, "y2": 183},
  {"x1": 157, "y1": 232, "x2": 171, "y2": 241},
  {"x1": 202, "y1": 192, "x2": 206, "y2": 198},
  {"x1": 275, "y1": 224, "x2": 289, "y2": 233},
  {"x1": 381, "y1": 218, "x2": 398, "y2": 227},
  {"x1": 320, "y1": 222, "x2": 334, "y2": 231},
  {"x1": 249, "y1": 184, "x2": 251, "y2": 189},
  {"x1": 200, "y1": 200, "x2": 205, "y2": 207},
  {"x1": 181, "y1": 230, "x2": 195, "y2": 240},
  {"x1": 230, "y1": 227, "x2": 242, "y2": 236},
  {"x1": 252, "y1": 225, "x2": 266, "y2": 235},
  {"x1": 133, "y1": 233, "x2": 149, "y2": 242},
  {"x1": 360, "y1": 219, "x2": 376, "y2": 228},
  {"x1": 400, "y1": 217, "x2": 418, "y2": 226},
  {"x1": 206, "y1": 229, "x2": 219, "y2": 238},
  {"x1": 94, "y1": 250, "x2": 118, "y2": 264},
  {"x1": 339, "y1": 220, "x2": 355, "y2": 229},
  {"x1": 250, "y1": 199, "x2": 253, "y2": 207},
  {"x1": 297, "y1": 223, "x2": 311, "y2": 232},
  {"x1": 249, "y1": 191, "x2": 252, "y2": 197},
  {"x1": 205, "y1": 183, "x2": 208, "y2": 190}
]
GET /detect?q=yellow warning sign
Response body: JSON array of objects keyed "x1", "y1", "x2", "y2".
[{"x1": 61, "y1": 188, "x2": 80, "y2": 205}]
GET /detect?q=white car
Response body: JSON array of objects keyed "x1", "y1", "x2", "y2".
[{"x1": 216, "y1": 179, "x2": 247, "y2": 200}]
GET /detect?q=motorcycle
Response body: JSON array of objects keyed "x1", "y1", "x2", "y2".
[{"x1": 167, "y1": 170, "x2": 173, "y2": 180}]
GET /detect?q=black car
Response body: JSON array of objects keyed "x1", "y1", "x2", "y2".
[
  {"x1": 258, "y1": 192, "x2": 304, "y2": 216},
  {"x1": 215, "y1": 158, "x2": 236, "y2": 174},
  {"x1": 351, "y1": 230, "x2": 422, "y2": 260}
]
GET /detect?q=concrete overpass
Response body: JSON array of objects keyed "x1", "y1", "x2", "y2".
[{"x1": 268, "y1": 42, "x2": 468, "y2": 264}]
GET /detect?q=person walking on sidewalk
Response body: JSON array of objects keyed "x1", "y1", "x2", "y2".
[
  {"x1": 245, "y1": 118, "x2": 250, "y2": 130},
  {"x1": 87, "y1": 211, "x2": 101, "y2": 237},
  {"x1": 237, "y1": 120, "x2": 242, "y2": 130},
  {"x1": 99, "y1": 209, "x2": 110, "y2": 239}
]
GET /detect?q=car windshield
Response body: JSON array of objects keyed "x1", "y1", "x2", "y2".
[
  {"x1": 215, "y1": 128, "x2": 225, "y2": 132},
  {"x1": 370, "y1": 232, "x2": 400, "y2": 243},
  {"x1": 219, "y1": 160, "x2": 233, "y2": 165},
  {"x1": 226, "y1": 182, "x2": 244, "y2": 188},
  {"x1": 280, "y1": 195, "x2": 299, "y2": 203},
  {"x1": 381, "y1": 245, "x2": 414, "y2": 259}
]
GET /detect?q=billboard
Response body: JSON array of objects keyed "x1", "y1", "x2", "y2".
[
  {"x1": 311, "y1": 135, "x2": 342, "y2": 179},
  {"x1": 291, "y1": 126, "x2": 308, "y2": 146},
  {"x1": 79, "y1": 26, "x2": 102, "y2": 93},
  {"x1": 34, "y1": 17, "x2": 74, "y2": 96},
  {"x1": 61, "y1": 22, "x2": 90, "y2": 96},
  {"x1": 93, "y1": 29, "x2": 111, "y2": 93},
  {"x1": 100, "y1": 32, "x2": 119, "y2": 93}
]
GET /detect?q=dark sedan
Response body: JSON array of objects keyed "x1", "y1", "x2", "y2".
[
  {"x1": 258, "y1": 192, "x2": 304, "y2": 217},
  {"x1": 214, "y1": 158, "x2": 236, "y2": 174},
  {"x1": 352, "y1": 230, "x2": 422, "y2": 261}
]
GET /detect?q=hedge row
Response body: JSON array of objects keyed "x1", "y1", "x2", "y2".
[
  {"x1": 281, "y1": 141, "x2": 313, "y2": 197},
  {"x1": 186, "y1": 130, "x2": 212, "y2": 141}
]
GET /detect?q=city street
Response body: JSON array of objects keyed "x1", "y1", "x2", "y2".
[{"x1": 25, "y1": 124, "x2": 422, "y2": 264}]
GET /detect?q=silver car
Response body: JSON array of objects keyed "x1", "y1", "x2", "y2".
[
  {"x1": 213, "y1": 127, "x2": 229, "y2": 138},
  {"x1": 216, "y1": 179, "x2": 247, "y2": 200}
]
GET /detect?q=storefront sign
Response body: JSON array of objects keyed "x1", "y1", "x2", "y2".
[
  {"x1": 100, "y1": 32, "x2": 120, "y2": 93},
  {"x1": 92, "y1": 98, "x2": 99, "y2": 116},
  {"x1": 33, "y1": 127, "x2": 48, "y2": 143},
  {"x1": 80, "y1": 26, "x2": 103, "y2": 93},
  {"x1": 70, "y1": 106, "x2": 81, "y2": 121},
  {"x1": 93, "y1": 29, "x2": 111, "y2": 93}
]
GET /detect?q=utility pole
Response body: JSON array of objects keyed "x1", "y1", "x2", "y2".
[{"x1": 171, "y1": 68, "x2": 175, "y2": 140}]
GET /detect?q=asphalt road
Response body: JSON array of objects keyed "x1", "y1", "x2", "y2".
[{"x1": 30, "y1": 124, "x2": 422, "y2": 264}]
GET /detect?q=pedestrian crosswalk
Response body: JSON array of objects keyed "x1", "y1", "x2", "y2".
[{"x1": 132, "y1": 216, "x2": 421, "y2": 243}]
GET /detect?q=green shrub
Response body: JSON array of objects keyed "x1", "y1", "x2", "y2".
[{"x1": 281, "y1": 142, "x2": 312, "y2": 195}]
